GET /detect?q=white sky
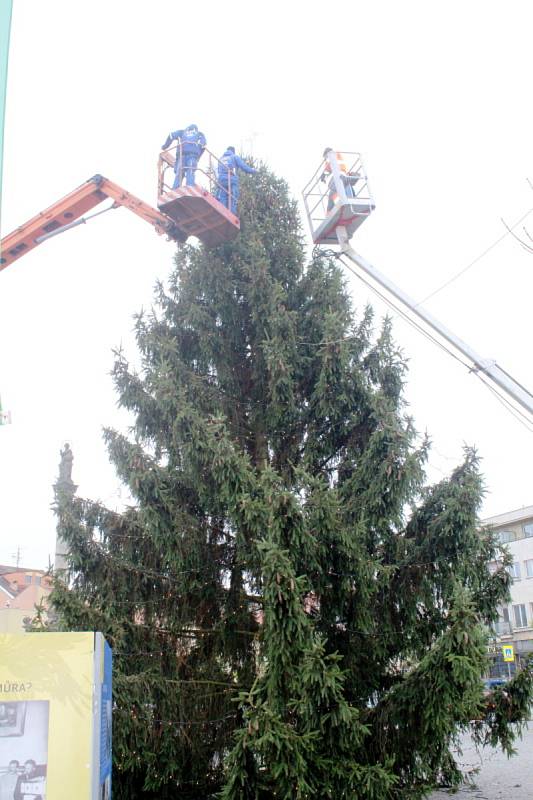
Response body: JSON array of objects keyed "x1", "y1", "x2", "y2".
[{"x1": 1, "y1": 0, "x2": 532, "y2": 569}]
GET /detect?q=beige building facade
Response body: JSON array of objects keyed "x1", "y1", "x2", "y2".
[{"x1": 484, "y1": 505, "x2": 533, "y2": 668}]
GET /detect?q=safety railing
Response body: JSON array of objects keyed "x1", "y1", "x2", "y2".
[
  {"x1": 302, "y1": 150, "x2": 374, "y2": 238},
  {"x1": 157, "y1": 143, "x2": 235, "y2": 211}
]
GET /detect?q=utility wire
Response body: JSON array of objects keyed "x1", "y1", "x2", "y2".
[
  {"x1": 415, "y1": 205, "x2": 533, "y2": 306},
  {"x1": 474, "y1": 372, "x2": 533, "y2": 434},
  {"x1": 500, "y1": 216, "x2": 533, "y2": 255},
  {"x1": 337, "y1": 255, "x2": 533, "y2": 431},
  {"x1": 337, "y1": 255, "x2": 472, "y2": 372}
]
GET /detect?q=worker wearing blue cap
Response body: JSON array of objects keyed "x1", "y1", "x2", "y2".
[
  {"x1": 215, "y1": 147, "x2": 257, "y2": 215},
  {"x1": 161, "y1": 124, "x2": 207, "y2": 188}
]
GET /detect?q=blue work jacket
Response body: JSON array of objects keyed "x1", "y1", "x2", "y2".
[
  {"x1": 217, "y1": 150, "x2": 257, "y2": 184},
  {"x1": 162, "y1": 125, "x2": 206, "y2": 156}
]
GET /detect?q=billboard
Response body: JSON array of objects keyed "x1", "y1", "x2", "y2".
[{"x1": 0, "y1": 632, "x2": 112, "y2": 799}]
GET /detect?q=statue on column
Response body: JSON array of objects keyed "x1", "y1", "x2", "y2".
[
  {"x1": 55, "y1": 442, "x2": 77, "y2": 500},
  {"x1": 58, "y1": 443, "x2": 74, "y2": 483},
  {"x1": 54, "y1": 443, "x2": 77, "y2": 574}
]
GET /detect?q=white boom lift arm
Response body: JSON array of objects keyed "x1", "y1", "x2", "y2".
[
  {"x1": 336, "y1": 226, "x2": 533, "y2": 419},
  {"x1": 302, "y1": 149, "x2": 533, "y2": 420}
]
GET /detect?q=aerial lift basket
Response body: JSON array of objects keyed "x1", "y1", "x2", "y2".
[
  {"x1": 157, "y1": 146, "x2": 240, "y2": 248},
  {"x1": 302, "y1": 150, "x2": 375, "y2": 245}
]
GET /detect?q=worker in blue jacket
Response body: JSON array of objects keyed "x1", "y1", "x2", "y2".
[
  {"x1": 161, "y1": 123, "x2": 206, "y2": 189},
  {"x1": 215, "y1": 147, "x2": 257, "y2": 214}
]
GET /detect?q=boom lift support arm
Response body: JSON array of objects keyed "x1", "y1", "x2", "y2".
[
  {"x1": 336, "y1": 226, "x2": 533, "y2": 419},
  {"x1": 303, "y1": 149, "x2": 533, "y2": 420},
  {"x1": 0, "y1": 174, "x2": 185, "y2": 271}
]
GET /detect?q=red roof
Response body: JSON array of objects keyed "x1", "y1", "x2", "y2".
[
  {"x1": 0, "y1": 566, "x2": 52, "y2": 610},
  {"x1": 9, "y1": 583, "x2": 51, "y2": 611}
]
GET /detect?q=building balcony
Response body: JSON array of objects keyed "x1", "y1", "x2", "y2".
[{"x1": 492, "y1": 621, "x2": 513, "y2": 636}]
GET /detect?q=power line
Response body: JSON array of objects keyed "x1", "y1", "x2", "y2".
[
  {"x1": 474, "y1": 373, "x2": 533, "y2": 434},
  {"x1": 337, "y1": 254, "x2": 533, "y2": 431},
  {"x1": 415, "y1": 205, "x2": 533, "y2": 306},
  {"x1": 500, "y1": 216, "x2": 533, "y2": 255},
  {"x1": 337, "y1": 255, "x2": 472, "y2": 372}
]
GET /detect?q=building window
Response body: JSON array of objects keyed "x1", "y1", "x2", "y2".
[
  {"x1": 499, "y1": 530, "x2": 516, "y2": 543},
  {"x1": 24, "y1": 575, "x2": 32, "y2": 584},
  {"x1": 526, "y1": 560, "x2": 533, "y2": 579},
  {"x1": 524, "y1": 523, "x2": 533, "y2": 539},
  {"x1": 513, "y1": 604, "x2": 528, "y2": 628},
  {"x1": 507, "y1": 562, "x2": 521, "y2": 580},
  {"x1": 35, "y1": 576, "x2": 41, "y2": 586},
  {"x1": 502, "y1": 607, "x2": 510, "y2": 623}
]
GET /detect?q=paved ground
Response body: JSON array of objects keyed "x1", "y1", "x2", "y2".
[{"x1": 429, "y1": 724, "x2": 532, "y2": 800}]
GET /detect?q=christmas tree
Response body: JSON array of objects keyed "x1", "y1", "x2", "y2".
[{"x1": 52, "y1": 162, "x2": 532, "y2": 799}]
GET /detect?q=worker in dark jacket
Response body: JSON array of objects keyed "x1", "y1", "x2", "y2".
[
  {"x1": 161, "y1": 123, "x2": 206, "y2": 189},
  {"x1": 215, "y1": 147, "x2": 257, "y2": 214}
]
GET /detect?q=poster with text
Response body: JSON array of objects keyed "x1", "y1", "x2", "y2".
[{"x1": 0, "y1": 632, "x2": 112, "y2": 800}]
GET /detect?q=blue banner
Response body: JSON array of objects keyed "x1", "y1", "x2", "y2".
[{"x1": 99, "y1": 638, "x2": 113, "y2": 798}]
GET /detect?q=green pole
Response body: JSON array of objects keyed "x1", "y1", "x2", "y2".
[
  {"x1": 0, "y1": 2, "x2": 12, "y2": 424},
  {"x1": 0, "y1": 0, "x2": 13, "y2": 238}
]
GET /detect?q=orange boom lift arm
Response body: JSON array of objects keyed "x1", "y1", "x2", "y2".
[{"x1": 0, "y1": 174, "x2": 186, "y2": 271}]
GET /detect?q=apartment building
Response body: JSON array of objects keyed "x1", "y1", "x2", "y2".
[{"x1": 484, "y1": 505, "x2": 533, "y2": 667}]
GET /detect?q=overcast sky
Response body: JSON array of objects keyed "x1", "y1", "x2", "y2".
[{"x1": 1, "y1": 0, "x2": 532, "y2": 569}]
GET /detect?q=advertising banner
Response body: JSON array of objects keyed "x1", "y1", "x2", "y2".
[{"x1": 0, "y1": 632, "x2": 112, "y2": 799}]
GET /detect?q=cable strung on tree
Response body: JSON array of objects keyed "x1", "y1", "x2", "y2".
[
  {"x1": 127, "y1": 712, "x2": 238, "y2": 727},
  {"x1": 113, "y1": 649, "x2": 254, "y2": 658},
  {"x1": 79, "y1": 533, "x2": 498, "y2": 573}
]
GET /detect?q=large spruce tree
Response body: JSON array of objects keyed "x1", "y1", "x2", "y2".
[{"x1": 51, "y1": 162, "x2": 532, "y2": 799}]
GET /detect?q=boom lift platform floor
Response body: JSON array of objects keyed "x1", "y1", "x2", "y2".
[
  {"x1": 312, "y1": 199, "x2": 376, "y2": 245},
  {"x1": 158, "y1": 186, "x2": 240, "y2": 248}
]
